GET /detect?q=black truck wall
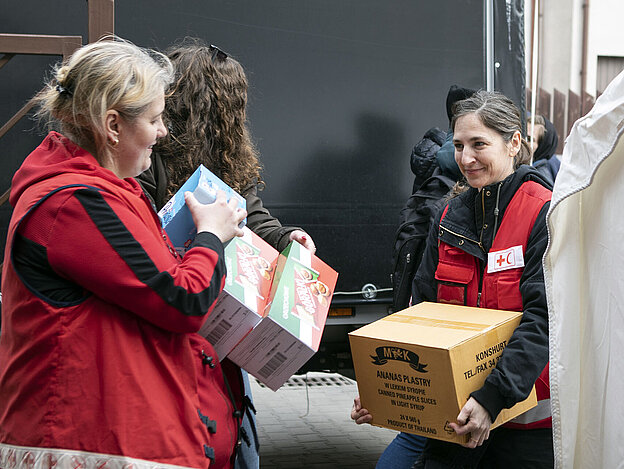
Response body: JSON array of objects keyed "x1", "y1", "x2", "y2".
[{"x1": 1, "y1": 0, "x2": 523, "y2": 298}]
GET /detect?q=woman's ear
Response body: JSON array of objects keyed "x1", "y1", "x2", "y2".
[
  {"x1": 105, "y1": 109, "x2": 121, "y2": 145},
  {"x1": 509, "y1": 130, "x2": 522, "y2": 158}
]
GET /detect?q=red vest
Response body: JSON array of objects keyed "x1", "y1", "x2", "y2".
[{"x1": 435, "y1": 181, "x2": 552, "y2": 429}]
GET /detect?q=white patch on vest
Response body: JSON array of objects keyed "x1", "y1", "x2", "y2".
[{"x1": 487, "y1": 245, "x2": 524, "y2": 273}]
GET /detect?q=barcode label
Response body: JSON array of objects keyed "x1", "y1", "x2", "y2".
[
  {"x1": 206, "y1": 319, "x2": 232, "y2": 344},
  {"x1": 258, "y1": 352, "x2": 288, "y2": 379}
]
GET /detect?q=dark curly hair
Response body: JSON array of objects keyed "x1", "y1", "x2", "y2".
[{"x1": 156, "y1": 38, "x2": 263, "y2": 196}]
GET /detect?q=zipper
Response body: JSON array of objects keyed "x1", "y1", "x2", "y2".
[
  {"x1": 479, "y1": 190, "x2": 486, "y2": 248},
  {"x1": 477, "y1": 266, "x2": 485, "y2": 307},
  {"x1": 440, "y1": 224, "x2": 484, "y2": 252},
  {"x1": 492, "y1": 182, "x2": 504, "y2": 239},
  {"x1": 476, "y1": 182, "x2": 503, "y2": 307},
  {"x1": 477, "y1": 189, "x2": 489, "y2": 305}
]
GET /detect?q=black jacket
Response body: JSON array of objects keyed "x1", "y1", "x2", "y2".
[
  {"x1": 137, "y1": 152, "x2": 302, "y2": 252},
  {"x1": 241, "y1": 184, "x2": 302, "y2": 252},
  {"x1": 411, "y1": 165, "x2": 552, "y2": 421},
  {"x1": 410, "y1": 127, "x2": 447, "y2": 192}
]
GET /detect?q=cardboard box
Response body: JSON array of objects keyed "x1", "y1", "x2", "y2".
[
  {"x1": 198, "y1": 227, "x2": 278, "y2": 359},
  {"x1": 349, "y1": 302, "x2": 537, "y2": 444},
  {"x1": 228, "y1": 241, "x2": 338, "y2": 391},
  {"x1": 158, "y1": 164, "x2": 246, "y2": 256}
]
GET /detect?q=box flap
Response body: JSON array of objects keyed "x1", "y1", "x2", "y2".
[{"x1": 349, "y1": 302, "x2": 523, "y2": 349}]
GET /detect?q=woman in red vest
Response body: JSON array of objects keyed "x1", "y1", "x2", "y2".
[
  {"x1": 354, "y1": 91, "x2": 553, "y2": 468},
  {"x1": 416, "y1": 90, "x2": 553, "y2": 468}
]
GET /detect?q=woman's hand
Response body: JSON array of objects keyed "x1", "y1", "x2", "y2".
[
  {"x1": 185, "y1": 190, "x2": 246, "y2": 243},
  {"x1": 449, "y1": 397, "x2": 492, "y2": 448},
  {"x1": 289, "y1": 230, "x2": 316, "y2": 253},
  {"x1": 351, "y1": 396, "x2": 373, "y2": 425}
]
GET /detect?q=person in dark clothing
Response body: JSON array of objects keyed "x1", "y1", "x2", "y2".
[
  {"x1": 136, "y1": 38, "x2": 315, "y2": 469},
  {"x1": 408, "y1": 85, "x2": 476, "y2": 191},
  {"x1": 409, "y1": 127, "x2": 447, "y2": 192},
  {"x1": 435, "y1": 86, "x2": 477, "y2": 181},
  {"x1": 528, "y1": 114, "x2": 560, "y2": 184}
]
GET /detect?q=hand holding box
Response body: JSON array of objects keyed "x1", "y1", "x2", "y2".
[{"x1": 159, "y1": 164, "x2": 246, "y2": 256}]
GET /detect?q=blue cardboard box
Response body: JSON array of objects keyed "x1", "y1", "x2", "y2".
[{"x1": 158, "y1": 164, "x2": 247, "y2": 256}]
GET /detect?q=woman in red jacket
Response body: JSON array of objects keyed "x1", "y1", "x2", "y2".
[{"x1": 0, "y1": 38, "x2": 245, "y2": 468}]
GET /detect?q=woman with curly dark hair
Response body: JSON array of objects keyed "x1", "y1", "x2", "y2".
[
  {"x1": 138, "y1": 38, "x2": 316, "y2": 469},
  {"x1": 140, "y1": 39, "x2": 314, "y2": 253}
]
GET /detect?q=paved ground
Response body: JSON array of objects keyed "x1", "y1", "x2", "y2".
[{"x1": 250, "y1": 372, "x2": 399, "y2": 468}]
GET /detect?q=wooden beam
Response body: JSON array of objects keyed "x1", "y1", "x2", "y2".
[
  {"x1": 0, "y1": 34, "x2": 82, "y2": 59},
  {"x1": 581, "y1": 91, "x2": 595, "y2": 117},
  {"x1": 537, "y1": 88, "x2": 552, "y2": 120},
  {"x1": 553, "y1": 89, "x2": 566, "y2": 154},
  {"x1": 0, "y1": 98, "x2": 37, "y2": 140},
  {"x1": 568, "y1": 90, "x2": 581, "y2": 137},
  {"x1": 0, "y1": 35, "x2": 82, "y2": 140},
  {"x1": 0, "y1": 53, "x2": 15, "y2": 70},
  {"x1": 0, "y1": 187, "x2": 10, "y2": 207},
  {"x1": 89, "y1": 0, "x2": 115, "y2": 43}
]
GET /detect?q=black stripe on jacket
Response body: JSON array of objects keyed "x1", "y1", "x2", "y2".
[
  {"x1": 74, "y1": 188, "x2": 225, "y2": 317},
  {"x1": 12, "y1": 233, "x2": 91, "y2": 306}
]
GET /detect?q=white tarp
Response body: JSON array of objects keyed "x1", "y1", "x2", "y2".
[{"x1": 544, "y1": 70, "x2": 624, "y2": 469}]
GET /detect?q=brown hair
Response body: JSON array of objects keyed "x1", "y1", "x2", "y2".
[
  {"x1": 451, "y1": 90, "x2": 532, "y2": 168},
  {"x1": 156, "y1": 38, "x2": 262, "y2": 196}
]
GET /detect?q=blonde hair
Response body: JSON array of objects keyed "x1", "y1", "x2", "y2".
[{"x1": 35, "y1": 37, "x2": 174, "y2": 163}]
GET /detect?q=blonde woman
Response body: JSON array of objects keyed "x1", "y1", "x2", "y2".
[{"x1": 0, "y1": 38, "x2": 244, "y2": 468}]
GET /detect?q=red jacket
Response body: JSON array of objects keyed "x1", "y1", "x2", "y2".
[
  {"x1": 0, "y1": 132, "x2": 236, "y2": 468},
  {"x1": 436, "y1": 180, "x2": 551, "y2": 429}
]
